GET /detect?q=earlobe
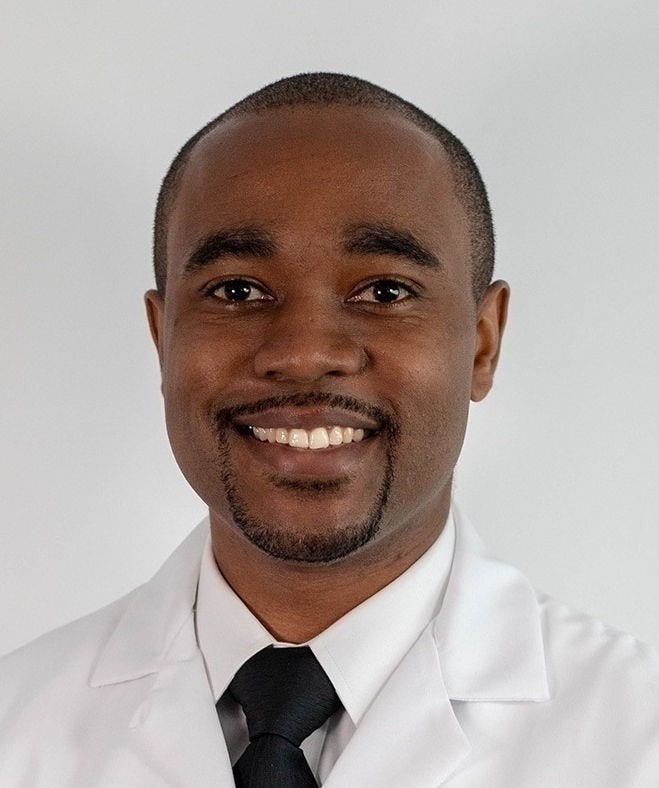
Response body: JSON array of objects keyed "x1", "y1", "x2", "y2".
[
  {"x1": 144, "y1": 289, "x2": 165, "y2": 370},
  {"x1": 471, "y1": 281, "x2": 510, "y2": 402}
]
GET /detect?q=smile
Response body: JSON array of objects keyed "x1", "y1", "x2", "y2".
[
  {"x1": 248, "y1": 425, "x2": 371, "y2": 449},
  {"x1": 230, "y1": 410, "x2": 382, "y2": 478}
]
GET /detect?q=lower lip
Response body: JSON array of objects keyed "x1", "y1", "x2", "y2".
[{"x1": 234, "y1": 429, "x2": 380, "y2": 478}]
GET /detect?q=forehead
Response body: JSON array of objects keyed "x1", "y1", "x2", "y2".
[{"x1": 167, "y1": 104, "x2": 469, "y2": 273}]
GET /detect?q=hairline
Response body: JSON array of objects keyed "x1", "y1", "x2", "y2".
[{"x1": 154, "y1": 93, "x2": 494, "y2": 302}]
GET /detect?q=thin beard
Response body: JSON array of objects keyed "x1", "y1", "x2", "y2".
[
  {"x1": 213, "y1": 398, "x2": 398, "y2": 563},
  {"x1": 218, "y1": 445, "x2": 394, "y2": 563}
]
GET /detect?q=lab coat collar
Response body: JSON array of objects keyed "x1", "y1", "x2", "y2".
[
  {"x1": 87, "y1": 506, "x2": 550, "y2": 786},
  {"x1": 89, "y1": 520, "x2": 209, "y2": 687},
  {"x1": 90, "y1": 507, "x2": 549, "y2": 702},
  {"x1": 324, "y1": 504, "x2": 550, "y2": 785},
  {"x1": 89, "y1": 520, "x2": 232, "y2": 787},
  {"x1": 323, "y1": 624, "x2": 471, "y2": 787},
  {"x1": 435, "y1": 504, "x2": 551, "y2": 702}
]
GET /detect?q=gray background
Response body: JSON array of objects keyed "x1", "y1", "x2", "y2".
[{"x1": 1, "y1": 0, "x2": 657, "y2": 656}]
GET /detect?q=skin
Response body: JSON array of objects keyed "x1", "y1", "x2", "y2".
[{"x1": 145, "y1": 105, "x2": 509, "y2": 643}]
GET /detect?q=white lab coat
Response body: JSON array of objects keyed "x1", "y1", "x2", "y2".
[{"x1": 1, "y1": 507, "x2": 658, "y2": 787}]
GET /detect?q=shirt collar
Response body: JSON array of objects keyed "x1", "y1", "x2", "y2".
[
  {"x1": 311, "y1": 511, "x2": 454, "y2": 723},
  {"x1": 195, "y1": 511, "x2": 455, "y2": 724},
  {"x1": 195, "y1": 538, "x2": 275, "y2": 701}
]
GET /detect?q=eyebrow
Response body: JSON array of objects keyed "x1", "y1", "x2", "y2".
[
  {"x1": 184, "y1": 227, "x2": 277, "y2": 274},
  {"x1": 183, "y1": 221, "x2": 442, "y2": 275},
  {"x1": 343, "y1": 223, "x2": 442, "y2": 269}
]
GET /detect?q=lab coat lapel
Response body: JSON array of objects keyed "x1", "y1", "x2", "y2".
[
  {"x1": 434, "y1": 505, "x2": 551, "y2": 702},
  {"x1": 325, "y1": 504, "x2": 550, "y2": 787},
  {"x1": 89, "y1": 520, "x2": 235, "y2": 787},
  {"x1": 128, "y1": 627, "x2": 233, "y2": 787},
  {"x1": 324, "y1": 626, "x2": 470, "y2": 788},
  {"x1": 86, "y1": 507, "x2": 550, "y2": 787}
]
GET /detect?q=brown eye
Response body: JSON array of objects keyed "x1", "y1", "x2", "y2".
[
  {"x1": 371, "y1": 282, "x2": 402, "y2": 302},
  {"x1": 350, "y1": 279, "x2": 414, "y2": 304},
  {"x1": 211, "y1": 279, "x2": 271, "y2": 302}
]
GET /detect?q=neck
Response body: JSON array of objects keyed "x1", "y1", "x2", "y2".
[{"x1": 209, "y1": 496, "x2": 450, "y2": 643}]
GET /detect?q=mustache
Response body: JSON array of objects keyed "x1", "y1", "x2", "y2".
[{"x1": 213, "y1": 392, "x2": 399, "y2": 435}]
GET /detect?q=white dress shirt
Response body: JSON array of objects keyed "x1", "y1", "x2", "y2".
[{"x1": 195, "y1": 510, "x2": 456, "y2": 783}]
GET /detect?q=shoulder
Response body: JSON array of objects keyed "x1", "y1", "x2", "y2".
[
  {"x1": 537, "y1": 590, "x2": 659, "y2": 681},
  {"x1": 0, "y1": 521, "x2": 208, "y2": 698},
  {"x1": 535, "y1": 591, "x2": 659, "y2": 764},
  {"x1": 0, "y1": 588, "x2": 139, "y2": 717}
]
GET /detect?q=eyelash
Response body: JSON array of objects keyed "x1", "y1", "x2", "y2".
[
  {"x1": 206, "y1": 278, "x2": 273, "y2": 303},
  {"x1": 348, "y1": 279, "x2": 418, "y2": 304},
  {"x1": 204, "y1": 277, "x2": 419, "y2": 305}
]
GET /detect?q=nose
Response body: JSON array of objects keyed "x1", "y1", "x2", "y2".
[{"x1": 253, "y1": 299, "x2": 367, "y2": 382}]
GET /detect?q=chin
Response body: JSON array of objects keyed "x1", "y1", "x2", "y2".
[{"x1": 223, "y1": 478, "x2": 390, "y2": 564}]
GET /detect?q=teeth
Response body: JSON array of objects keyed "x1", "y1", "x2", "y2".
[
  {"x1": 309, "y1": 427, "x2": 330, "y2": 449},
  {"x1": 249, "y1": 425, "x2": 370, "y2": 449},
  {"x1": 288, "y1": 429, "x2": 309, "y2": 448}
]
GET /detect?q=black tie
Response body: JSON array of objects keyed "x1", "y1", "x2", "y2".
[{"x1": 226, "y1": 645, "x2": 341, "y2": 788}]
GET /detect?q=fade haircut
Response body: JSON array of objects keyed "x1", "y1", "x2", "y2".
[{"x1": 153, "y1": 72, "x2": 495, "y2": 301}]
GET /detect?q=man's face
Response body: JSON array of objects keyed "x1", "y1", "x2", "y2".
[{"x1": 146, "y1": 105, "x2": 506, "y2": 565}]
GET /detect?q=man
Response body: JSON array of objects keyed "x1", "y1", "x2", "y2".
[{"x1": 1, "y1": 73, "x2": 657, "y2": 786}]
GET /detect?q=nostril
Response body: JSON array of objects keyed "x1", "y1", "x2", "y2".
[{"x1": 253, "y1": 339, "x2": 368, "y2": 381}]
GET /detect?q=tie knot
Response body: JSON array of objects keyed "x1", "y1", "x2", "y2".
[{"x1": 228, "y1": 646, "x2": 341, "y2": 747}]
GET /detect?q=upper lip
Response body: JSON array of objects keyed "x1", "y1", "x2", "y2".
[{"x1": 232, "y1": 407, "x2": 380, "y2": 432}]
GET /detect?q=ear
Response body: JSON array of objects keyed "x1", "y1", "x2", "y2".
[
  {"x1": 471, "y1": 281, "x2": 510, "y2": 402},
  {"x1": 144, "y1": 289, "x2": 165, "y2": 371}
]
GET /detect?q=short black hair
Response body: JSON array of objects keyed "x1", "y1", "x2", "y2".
[{"x1": 153, "y1": 72, "x2": 494, "y2": 301}]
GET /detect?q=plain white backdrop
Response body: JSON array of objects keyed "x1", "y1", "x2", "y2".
[{"x1": 1, "y1": 0, "x2": 657, "y2": 657}]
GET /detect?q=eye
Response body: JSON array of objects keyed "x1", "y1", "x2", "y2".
[
  {"x1": 349, "y1": 279, "x2": 416, "y2": 304},
  {"x1": 209, "y1": 278, "x2": 272, "y2": 302}
]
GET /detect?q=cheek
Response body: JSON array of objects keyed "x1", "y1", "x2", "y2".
[
  {"x1": 163, "y1": 321, "x2": 238, "y2": 396},
  {"x1": 161, "y1": 333, "x2": 235, "y2": 442},
  {"x1": 381, "y1": 328, "x2": 475, "y2": 474},
  {"x1": 159, "y1": 336, "x2": 238, "y2": 501}
]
